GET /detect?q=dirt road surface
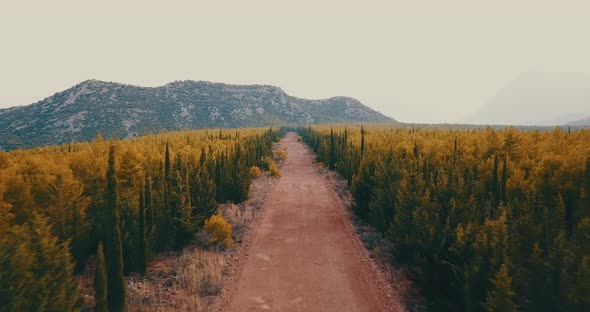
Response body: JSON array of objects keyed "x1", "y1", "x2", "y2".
[{"x1": 220, "y1": 133, "x2": 399, "y2": 312}]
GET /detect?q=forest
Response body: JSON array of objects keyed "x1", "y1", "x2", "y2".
[
  {"x1": 299, "y1": 125, "x2": 590, "y2": 312},
  {"x1": 0, "y1": 127, "x2": 283, "y2": 311},
  {"x1": 2, "y1": 124, "x2": 589, "y2": 312}
]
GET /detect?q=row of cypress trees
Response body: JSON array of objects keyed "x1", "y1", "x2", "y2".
[
  {"x1": 92, "y1": 128, "x2": 283, "y2": 312},
  {"x1": 94, "y1": 145, "x2": 126, "y2": 312},
  {"x1": 298, "y1": 125, "x2": 590, "y2": 312},
  {"x1": 0, "y1": 127, "x2": 283, "y2": 311}
]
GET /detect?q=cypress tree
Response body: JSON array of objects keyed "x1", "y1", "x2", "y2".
[
  {"x1": 144, "y1": 173, "x2": 153, "y2": 242},
  {"x1": 164, "y1": 143, "x2": 171, "y2": 213},
  {"x1": 162, "y1": 143, "x2": 174, "y2": 247},
  {"x1": 581, "y1": 157, "x2": 590, "y2": 218},
  {"x1": 491, "y1": 154, "x2": 499, "y2": 210},
  {"x1": 482, "y1": 265, "x2": 518, "y2": 312},
  {"x1": 329, "y1": 128, "x2": 335, "y2": 170},
  {"x1": 138, "y1": 190, "x2": 147, "y2": 275},
  {"x1": 352, "y1": 158, "x2": 374, "y2": 220},
  {"x1": 1, "y1": 213, "x2": 83, "y2": 311},
  {"x1": 171, "y1": 154, "x2": 187, "y2": 220},
  {"x1": 360, "y1": 126, "x2": 366, "y2": 156},
  {"x1": 368, "y1": 186, "x2": 389, "y2": 233},
  {"x1": 229, "y1": 144, "x2": 250, "y2": 203},
  {"x1": 165, "y1": 144, "x2": 171, "y2": 174},
  {"x1": 501, "y1": 156, "x2": 508, "y2": 204},
  {"x1": 104, "y1": 145, "x2": 126, "y2": 312},
  {"x1": 190, "y1": 164, "x2": 217, "y2": 221},
  {"x1": 215, "y1": 153, "x2": 224, "y2": 202},
  {"x1": 453, "y1": 137, "x2": 457, "y2": 161},
  {"x1": 200, "y1": 147, "x2": 207, "y2": 165},
  {"x1": 94, "y1": 242, "x2": 108, "y2": 312}
]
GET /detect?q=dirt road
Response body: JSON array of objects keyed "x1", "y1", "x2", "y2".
[{"x1": 221, "y1": 133, "x2": 397, "y2": 312}]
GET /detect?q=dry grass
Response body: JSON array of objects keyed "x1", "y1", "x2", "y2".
[
  {"x1": 220, "y1": 203, "x2": 254, "y2": 226},
  {"x1": 126, "y1": 248, "x2": 227, "y2": 312},
  {"x1": 220, "y1": 171, "x2": 277, "y2": 243},
  {"x1": 177, "y1": 250, "x2": 227, "y2": 297},
  {"x1": 79, "y1": 245, "x2": 231, "y2": 311}
]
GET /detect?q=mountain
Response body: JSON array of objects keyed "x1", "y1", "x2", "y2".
[
  {"x1": 0, "y1": 80, "x2": 393, "y2": 150},
  {"x1": 464, "y1": 71, "x2": 590, "y2": 126},
  {"x1": 567, "y1": 117, "x2": 590, "y2": 126}
]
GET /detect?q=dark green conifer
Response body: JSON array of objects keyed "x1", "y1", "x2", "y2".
[
  {"x1": 492, "y1": 154, "x2": 499, "y2": 210},
  {"x1": 144, "y1": 173, "x2": 153, "y2": 243},
  {"x1": 104, "y1": 145, "x2": 126, "y2": 312},
  {"x1": 501, "y1": 156, "x2": 508, "y2": 204},
  {"x1": 138, "y1": 190, "x2": 147, "y2": 275},
  {"x1": 94, "y1": 242, "x2": 108, "y2": 312}
]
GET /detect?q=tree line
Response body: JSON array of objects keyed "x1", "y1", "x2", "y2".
[
  {"x1": 298, "y1": 125, "x2": 590, "y2": 312},
  {"x1": 0, "y1": 127, "x2": 283, "y2": 311}
]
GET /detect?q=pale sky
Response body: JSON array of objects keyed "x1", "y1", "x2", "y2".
[{"x1": 1, "y1": 0, "x2": 590, "y2": 123}]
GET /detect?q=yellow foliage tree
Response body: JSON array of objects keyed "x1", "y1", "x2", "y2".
[
  {"x1": 250, "y1": 166, "x2": 262, "y2": 178},
  {"x1": 276, "y1": 148, "x2": 287, "y2": 160},
  {"x1": 265, "y1": 157, "x2": 281, "y2": 177},
  {"x1": 203, "y1": 214, "x2": 234, "y2": 249}
]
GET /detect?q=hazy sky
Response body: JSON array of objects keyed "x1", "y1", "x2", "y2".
[{"x1": 1, "y1": 0, "x2": 590, "y2": 123}]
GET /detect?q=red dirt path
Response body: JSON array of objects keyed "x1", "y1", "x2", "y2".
[{"x1": 219, "y1": 133, "x2": 402, "y2": 312}]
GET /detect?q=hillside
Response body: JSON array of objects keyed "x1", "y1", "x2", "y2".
[
  {"x1": 0, "y1": 80, "x2": 393, "y2": 150},
  {"x1": 567, "y1": 116, "x2": 590, "y2": 126},
  {"x1": 464, "y1": 71, "x2": 590, "y2": 126}
]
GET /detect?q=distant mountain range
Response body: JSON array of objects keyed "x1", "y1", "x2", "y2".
[
  {"x1": 464, "y1": 71, "x2": 590, "y2": 126},
  {"x1": 0, "y1": 80, "x2": 393, "y2": 150},
  {"x1": 567, "y1": 117, "x2": 590, "y2": 126}
]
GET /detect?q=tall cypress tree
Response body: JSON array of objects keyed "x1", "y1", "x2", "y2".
[
  {"x1": 162, "y1": 143, "x2": 174, "y2": 247},
  {"x1": 483, "y1": 265, "x2": 518, "y2": 312},
  {"x1": 230, "y1": 144, "x2": 250, "y2": 203},
  {"x1": 138, "y1": 190, "x2": 147, "y2": 275},
  {"x1": 491, "y1": 154, "x2": 500, "y2": 211},
  {"x1": 329, "y1": 128, "x2": 335, "y2": 170},
  {"x1": 164, "y1": 143, "x2": 171, "y2": 216},
  {"x1": 360, "y1": 126, "x2": 366, "y2": 156},
  {"x1": 581, "y1": 157, "x2": 590, "y2": 220},
  {"x1": 144, "y1": 173, "x2": 153, "y2": 243},
  {"x1": 104, "y1": 145, "x2": 126, "y2": 312},
  {"x1": 190, "y1": 164, "x2": 217, "y2": 222},
  {"x1": 164, "y1": 143, "x2": 171, "y2": 209},
  {"x1": 94, "y1": 242, "x2": 108, "y2": 312},
  {"x1": 501, "y1": 156, "x2": 508, "y2": 204},
  {"x1": 200, "y1": 147, "x2": 207, "y2": 165}
]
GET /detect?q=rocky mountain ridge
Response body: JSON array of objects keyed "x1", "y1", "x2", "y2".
[{"x1": 0, "y1": 80, "x2": 393, "y2": 150}]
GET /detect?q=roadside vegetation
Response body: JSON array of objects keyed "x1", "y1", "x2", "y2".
[
  {"x1": 299, "y1": 125, "x2": 590, "y2": 312},
  {"x1": 0, "y1": 127, "x2": 284, "y2": 311}
]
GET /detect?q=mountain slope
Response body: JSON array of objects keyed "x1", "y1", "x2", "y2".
[
  {"x1": 0, "y1": 80, "x2": 393, "y2": 150},
  {"x1": 567, "y1": 117, "x2": 590, "y2": 126},
  {"x1": 464, "y1": 71, "x2": 590, "y2": 126}
]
